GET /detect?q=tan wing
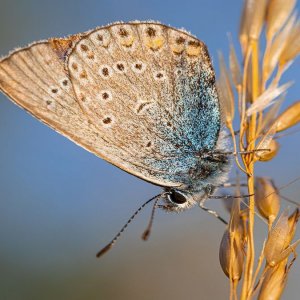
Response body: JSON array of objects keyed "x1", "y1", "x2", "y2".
[
  {"x1": 66, "y1": 22, "x2": 220, "y2": 188},
  {"x1": 0, "y1": 36, "x2": 180, "y2": 187},
  {"x1": 0, "y1": 22, "x2": 220, "y2": 189}
]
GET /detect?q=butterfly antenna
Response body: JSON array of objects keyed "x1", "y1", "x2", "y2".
[
  {"x1": 203, "y1": 191, "x2": 255, "y2": 225},
  {"x1": 96, "y1": 193, "x2": 162, "y2": 258},
  {"x1": 261, "y1": 176, "x2": 300, "y2": 205},
  {"x1": 141, "y1": 197, "x2": 161, "y2": 241},
  {"x1": 275, "y1": 127, "x2": 300, "y2": 139},
  {"x1": 210, "y1": 193, "x2": 254, "y2": 199},
  {"x1": 221, "y1": 149, "x2": 271, "y2": 156},
  {"x1": 280, "y1": 194, "x2": 300, "y2": 207}
]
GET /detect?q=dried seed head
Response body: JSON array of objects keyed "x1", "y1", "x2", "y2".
[
  {"x1": 266, "y1": 0, "x2": 296, "y2": 42},
  {"x1": 229, "y1": 39, "x2": 242, "y2": 88},
  {"x1": 260, "y1": 209, "x2": 300, "y2": 298},
  {"x1": 219, "y1": 228, "x2": 244, "y2": 281},
  {"x1": 219, "y1": 197, "x2": 245, "y2": 281},
  {"x1": 223, "y1": 196, "x2": 234, "y2": 214},
  {"x1": 222, "y1": 196, "x2": 248, "y2": 214},
  {"x1": 287, "y1": 208, "x2": 300, "y2": 243},
  {"x1": 239, "y1": 0, "x2": 250, "y2": 56},
  {"x1": 279, "y1": 22, "x2": 300, "y2": 66},
  {"x1": 257, "y1": 139, "x2": 280, "y2": 161},
  {"x1": 246, "y1": 82, "x2": 292, "y2": 117},
  {"x1": 217, "y1": 52, "x2": 234, "y2": 125},
  {"x1": 249, "y1": 0, "x2": 269, "y2": 40},
  {"x1": 255, "y1": 177, "x2": 280, "y2": 224},
  {"x1": 258, "y1": 263, "x2": 287, "y2": 300},
  {"x1": 263, "y1": 13, "x2": 297, "y2": 83},
  {"x1": 275, "y1": 101, "x2": 300, "y2": 132},
  {"x1": 264, "y1": 209, "x2": 300, "y2": 267},
  {"x1": 257, "y1": 99, "x2": 283, "y2": 136},
  {"x1": 265, "y1": 210, "x2": 289, "y2": 266},
  {"x1": 240, "y1": 0, "x2": 268, "y2": 53},
  {"x1": 255, "y1": 118, "x2": 281, "y2": 163}
]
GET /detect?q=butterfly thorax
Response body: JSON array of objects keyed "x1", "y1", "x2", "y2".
[
  {"x1": 189, "y1": 149, "x2": 230, "y2": 181},
  {"x1": 163, "y1": 140, "x2": 232, "y2": 212}
]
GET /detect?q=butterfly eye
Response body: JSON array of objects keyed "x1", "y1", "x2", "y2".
[{"x1": 167, "y1": 190, "x2": 188, "y2": 205}]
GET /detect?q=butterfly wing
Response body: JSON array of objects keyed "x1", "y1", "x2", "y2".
[
  {"x1": 0, "y1": 22, "x2": 220, "y2": 189},
  {"x1": 66, "y1": 22, "x2": 221, "y2": 187}
]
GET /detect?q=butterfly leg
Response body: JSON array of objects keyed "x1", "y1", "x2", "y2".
[
  {"x1": 225, "y1": 130, "x2": 240, "y2": 138},
  {"x1": 216, "y1": 182, "x2": 248, "y2": 188},
  {"x1": 210, "y1": 193, "x2": 253, "y2": 199},
  {"x1": 198, "y1": 198, "x2": 228, "y2": 225}
]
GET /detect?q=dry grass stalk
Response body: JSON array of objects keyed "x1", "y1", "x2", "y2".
[{"x1": 218, "y1": 0, "x2": 300, "y2": 299}]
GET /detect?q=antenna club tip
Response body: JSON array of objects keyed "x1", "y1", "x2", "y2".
[
  {"x1": 141, "y1": 229, "x2": 151, "y2": 241},
  {"x1": 96, "y1": 244, "x2": 113, "y2": 258}
]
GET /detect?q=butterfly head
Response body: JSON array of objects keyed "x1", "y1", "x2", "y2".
[
  {"x1": 162, "y1": 144, "x2": 232, "y2": 212},
  {"x1": 163, "y1": 188, "x2": 210, "y2": 212}
]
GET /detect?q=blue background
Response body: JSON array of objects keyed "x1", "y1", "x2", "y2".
[{"x1": 0, "y1": 0, "x2": 300, "y2": 299}]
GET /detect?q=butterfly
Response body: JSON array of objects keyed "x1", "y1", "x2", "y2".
[{"x1": 0, "y1": 22, "x2": 231, "y2": 255}]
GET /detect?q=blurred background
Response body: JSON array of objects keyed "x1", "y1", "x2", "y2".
[{"x1": 0, "y1": 0, "x2": 300, "y2": 299}]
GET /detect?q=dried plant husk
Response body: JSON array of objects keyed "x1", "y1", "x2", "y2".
[
  {"x1": 239, "y1": 0, "x2": 268, "y2": 59},
  {"x1": 257, "y1": 139, "x2": 280, "y2": 161},
  {"x1": 246, "y1": 82, "x2": 292, "y2": 116},
  {"x1": 258, "y1": 262, "x2": 287, "y2": 300},
  {"x1": 264, "y1": 210, "x2": 300, "y2": 267},
  {"x1": 255, "y1": 119, "x2": 280, "y2": 162},
  {"x1": 250, "y1": 0, "x2": 269, "y2": 40},
  {"x1": 229, "y1": 39, "x2": 242, "y2": 89},
  {"x1": 266, "y1": 0, "x2": 296, "y2": 42},
  {"x1": 279, "y1": 21, "x2": 300, "y2": 67},
  {"x1": 287, "y1": 208, "x2": 300, "y2": 243},
  {"x1": 275, "y1": 101, "x2": 300, "y2": 132},
  {"x1": 263, "y1": 13, "x2": 296, "y2": 83},
  {"x1": 259, "y1": 208, "x2": 300, "y2": 299},
  {"x1": 257, "y1": 98, "x2": 283, "y2": 136},
  {"x1": 255, "y1": 177, "x2": 280, "y2": 223},
  {"x1": 218, "y1": 52, "x2": 235, "y2": 125},
  {"x1": 219, "y1": 228, "x2": 244, "y2": 281},
  {"x1": 239, "y1": 0, "x2": 251, "y2": 56},
  {"x1": 219, "y1": 198, "x2": 245, "y2": 281},
  {"x1": 222, "y1": 196, "x2": 248, "y2": 214},
  {"x1": 240, "y1": 0, "x2": 268, "y2": 41},
  {"x1": 219, "y1": 227, "x2": 245, "y2": 283}
]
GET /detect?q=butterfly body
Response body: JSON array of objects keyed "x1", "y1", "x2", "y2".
[{"x1": 0, "y1": 22, "x2": 231, "y2": 212}]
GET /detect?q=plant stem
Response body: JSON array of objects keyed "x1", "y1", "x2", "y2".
[{"x1": 240, "y1": 38, "x2": 259, "y2": 300}]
